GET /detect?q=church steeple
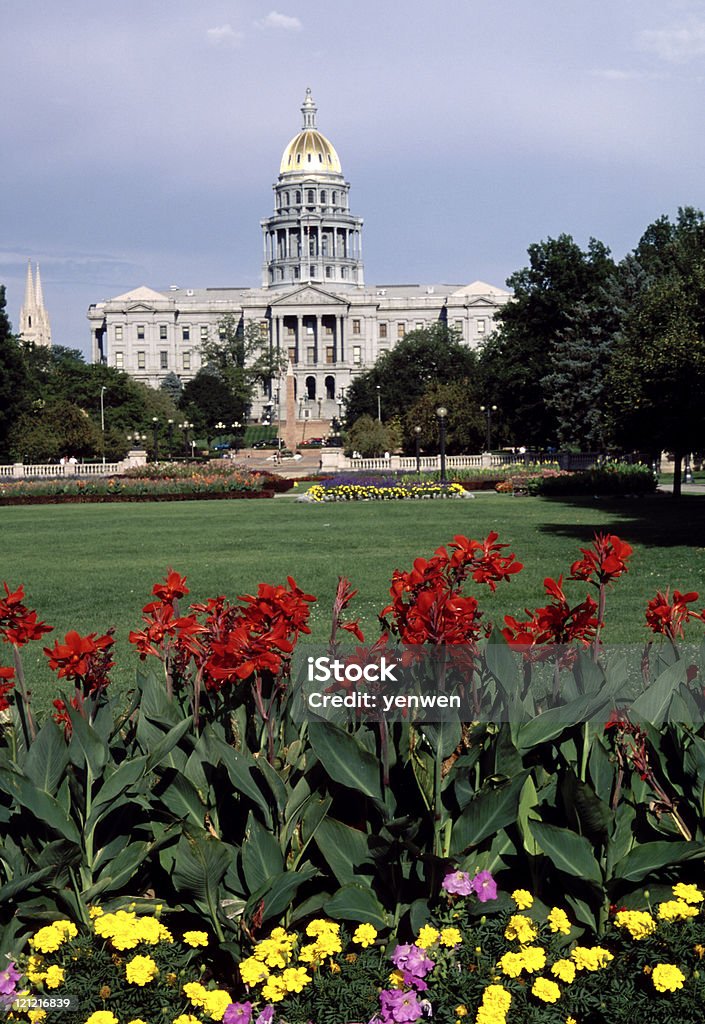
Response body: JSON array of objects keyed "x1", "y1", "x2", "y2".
[{"x1": 19, "y1": 259, "x2": 52, "y2": 347}]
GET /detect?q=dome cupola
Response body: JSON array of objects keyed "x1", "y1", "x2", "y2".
[{"x1": 279, "y1": 88, "x2": 342, "y2": 176}]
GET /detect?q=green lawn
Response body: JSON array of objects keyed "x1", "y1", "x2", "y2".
[{"x1": 2, "y1": 492, "x2": 705, "y2": 711}]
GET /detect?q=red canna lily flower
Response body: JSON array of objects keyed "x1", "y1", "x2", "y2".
[
  {"x1": 44, "y1": 629, "x2": 115, "y2": 688},
  {"x1": 645, "y1": 588, "x2": 700, "y2": 640},
  {"x1": 0, "y1": 582, "x2": 53, "y2": 647},
  {"x1": 0, "y1": 665, "x2": 15, "y2": 711},
  {"x1": 152, "y1": 569, "x2": 190, "y2": 605},
  {"x1": 502, "y1": 576, "x2": 599, "y2": 651},
  {"x1": 569, "y1": 533, "x2": 633, "y2": 588}
]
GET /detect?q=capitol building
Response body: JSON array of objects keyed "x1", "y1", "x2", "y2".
[{"x1": 87, "y1": 90, "x2": 510, "y2": 422}]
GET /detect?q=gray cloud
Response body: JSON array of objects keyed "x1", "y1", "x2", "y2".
[{"x1": 206, "y1": 23, "x2": 245, "y2": 46}]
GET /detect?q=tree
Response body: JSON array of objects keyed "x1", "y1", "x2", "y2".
[
  {"x1": 343, "y1": 324, "x2": 476, "y2": 426},
  {"x1": 606, "y1": 208, "x2": 705, "y2": 495},
  {"x1": 344, "y1": 415, "x2": 402, "y2": 458},
  {"x1": 401, "y1": 381, "x2": 486, "y2": 454},
  {"x1": 199, "y1": 315, "x2": 283, "y2": 421},
  {"x1": 9, "y1": 400, "x2": 103, "y2": 462},
  {"x1": 480, "y1": 235, "x2": 615, "y2": 448},
  {"x1": 179, "y1": 368, "x2": 242, "y2": 436},
  {"x1": 159, "y1": 371, "x2": 183, "y2": 404},
  {"x1": 0, "y1": 286, "x2": 30, "y2": 459}
]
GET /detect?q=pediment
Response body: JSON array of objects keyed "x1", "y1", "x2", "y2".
[
  {"x1": 268, "y1": 284, "x2": 346, "y2": 307},
  {"x1": 111, "y1": 285, "x2": 167, "y2": 303}
]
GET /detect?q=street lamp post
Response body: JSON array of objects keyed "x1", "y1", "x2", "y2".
[
  {"x1": 167, "y1": 419, "x2": 174, "y2": 460},
  {"x1": 232, "y1": 421, "x2": 241, "y2": 456},
  {"x1": 100, "y1": 386, "x2": 107, "y2": 465},
  {"x1": 414, "y1": 425, "x2": 422, "y2": 475},
  {"x1": 178, "y1": 420, "x2": 193, "y2": 456},
  {"x1": 480, "y1": 404, "x2": 498, "y2": 452},
  {"x1": 436, "y1": 406, "x2": 448, "y2": 485},
  {"x1": 151, "y1": 417, "x2": 159, "y2": 462},
  {"x1": 376, "y1": 385, "x2": 381, "y2": 422}
]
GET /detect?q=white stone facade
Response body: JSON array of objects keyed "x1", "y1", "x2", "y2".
[{"x1": 87, "y1": 90, "x2": 510, "y2": 421}]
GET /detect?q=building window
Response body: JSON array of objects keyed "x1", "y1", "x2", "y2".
[
  {"x1": 341, "y1": 267, "x2": 347, "y2": 279},
  {"x1": 320, "y1": 190, "x2": 327, "y2": 204},
  {"x1": 295, "y1": 190, "x2": 301, "y2": 204},
  {"x1": 293, "y1": 266, "x2": 300, "y2": 279},
  {"x1": 182, "y1": 326, "x2": 190, "y2": 342},
  {"x1": 115, "y1": 325, "x2": 123, "y2": 341},
  {"x1": 284, "y1": 191, "x2": 289, "y2": 205},
  {"x1": 260, "y1": 322, "x2": 269, "y2": 338},
  {"x1": 379, "y1": 322, "x2": 388, "y2": 339},
  {"x1": 415, "y1": 321, "x2": 424, "y2": 330},
  {"x1": 160, "y1": 351, "x2": 168, "y2": 370},
  {"x1": 353, "y1": 345, "x2": 362, "y2": 365},
  {"x1": 200, "y1": 325, "x2": 208, "y2": 341},
  {"x1": 325, "y1": 266, "x2": 332, "y2": 278},
  {"x1": 477, "y1": 319, "x2": 486, "y2": 333},
  {"x1": 307, "y1": 346, "x2": 315, "y2": 364},
  {"x1": 397, "y1": 322, "x2": 405, "y2": 339},
  {"x1": 326, "y1": 346, "x2": 334, "y2": 364},
  {"x1": 310, "y1": 264, "x2": 316, "y2": 277},
  {"x1": 137, "y1": 325, "x2": 145, "y2": 340},
  {"x1": 115, "y1": 351, "x2": 124, "y2": 369},
  {"x1": 183, "y1": 351, "x2": 191, "y2": 370},
  {"x1": 137, "y1": 351, "x2": 146, "y2": 370},
  {"x1": 288, "y1": 346, "x2": 297, "y2": 363},
  {"x1": 307, "y1": 189, "x2": 315, "y2": 204},
  {"x1": 454, "y1": 319, "x2": 464, "y2": 332},
  {"x1": 159, "y1": 324, "x2": 167, "y2": 340},
  {"x1": 352, "y1": 319, "x2": 361, "y2": 335},
  {"x1": 332, "y1": 191, "x2": 337, "y2": 204}
]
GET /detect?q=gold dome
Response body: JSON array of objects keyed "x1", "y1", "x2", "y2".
[{"x1": 279, "y1": 88, "x2": 342, "y2": 175}]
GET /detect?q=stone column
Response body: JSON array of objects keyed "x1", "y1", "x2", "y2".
[{"x1": 284, "y1": 359, "x2": 297, "y2": 452}]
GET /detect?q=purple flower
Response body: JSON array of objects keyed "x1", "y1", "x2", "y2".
[
  {"x1": 255, "y1": 1007, "x2": 275, "y2": 1024},
  {"x1": 391, "y1": 944, "x2": 434, "y2": 979},
  {"x1": 0, "y1": 962, "x2": 20, "y2": 997},
  {"x1": 224, "y1": 1003, "x2": 253, "y2": 1024},
  {"x1": 380, "y1": 988, "x2": 424, "y2": 1023},
  {"x1": 441, "y1": 870, "x2": 473, "y2": 896},
  {"x1": 471, "y1": 870, "x2": 497, "y2": 902}
]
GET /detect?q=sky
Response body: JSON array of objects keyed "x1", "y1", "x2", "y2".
[{"x1": 3, "y1": 0, "x2": 705, "y2": 356}]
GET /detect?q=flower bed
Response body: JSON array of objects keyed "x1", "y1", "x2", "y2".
[
  {"x1": 536, "y1": 462, "x2": 657, "y2": 496},
  {"x1": 306, "y1": 476, "x2": 467, "y2": 501},
  {"x1": 0, "y1": 463, "x2": 272, "y2": 504},
  {"x1": 3, "y1": 533, "x2": 705, "y2": 1021}
]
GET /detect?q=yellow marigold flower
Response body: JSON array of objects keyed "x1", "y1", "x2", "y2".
[
  {"x1": 658, "y1": 899, "x2": 699, "y2": 922},
  {"x1": 551, "y1": 959, "x2": 576, "y2": 984},
  {"x1": 652, "y1": 963, "x2": 686, "y2": 993},
  {"x1": 173, "y1": 1017, "x2": 200, "y2": 1024},
  {"x1": 27, "y1": 956, "x2": 46, "y2": 983},
  {"x1": 262, "y1": 975, "x2": 288, "y2": 1002},
  {"x1": 504, "y1": 914, "x2": 537, "y2": 944},
  {"x1": 253, "y1": 937, "x2": 291, "y2": 969},
  {"x1": 389, "y1": 969, "x2": 405, "y2": 988},
  {"x1": 54, "y1": 920, "x2": 78, "y2": 939},
  {"x1": 571, "y1": 946, "x2": 613, "y2": 971},
  {"x1": 30, "y1": 925, "x2": 65, "y2": 953},
  {"x1": 511, "y1": 890, "x2": 534, "y2": 910},
  {"x1": 520, "y1": 947, "x2": 547, "y2": 973},
  {"x1": 202, "y1": 989, "x2": 233, "y2": 1020},
  {"x1": 498, "y1": 951, "x2": 524, "y2": 978},
  {"x1": 566, "y1": 1018, "x2": 578, "y2": 1024},
  {"x1": 44, "y1": 965, "x2": 65, "y2": 989},
  {"x1": 475, "y1": 984, "x2": 512, "y2": 1024},
  {"x1": 282, "y1": 967, "x2": 312, "y2": 993},
  {"x1": 84, "y1": 1014, "x2": 118, "y2": 1024},
  {"x1": 239, "y1": 957, "x2": 270, "y2": 986},
  {"x1": 306, "y1": 919, "x2": 339, "y2": 937},
  {"x1": 531, "y1": 977, "x2": 561, "y2": 1003},
  {"x1": 28, "y1": 1012, "x2": 47, "y2": 1024},
  {"x1": 614, "y1": 910, "x2": 656, "y2": 940},
  {"x1": 455, "y1": 1007, "x2": 468, "y2": 1018},
  {"x1": 313, "y1": 931, "x2": 342, "y2": 957},
  {"x1": 125, "y1": 954, "x2": 159, "y2": 986},
  {"x1": 695, "y1": 944, "x2": 705, "y2": 959},
  {"x1": 352, "y1": 923, "x2": 378, "y2": 947},
  {"x1": 547, "y1": 907, "x2": 571, "y2": 935},
  {"x1": 270, "y1": 927, "x2": 297, "y2": 949},
  {"x1": 184, "y1": 981, "x2": 209, "y2": 1006},
  {"x1": 440, "y1": 927, "x2": 463, "y2": 947},
  {"x1": 88, "y1": 906, "x2": 104, "y2": 918},
  {"x1": 183, "y1": 930, "x2": 209, "y2": 947},
  {"x1": 416, "y1": 925, "x2": 440, "y2": 948},
  {"x1": 136, "y1": 916, "x2": 173, "y2": 945},
  {"x1": 127, "y1": 1019, "x2": 150, "y2": 1024},
  {"x1": 297, "y1": 942, "x2": 321, "y2": 964},
  {"x1": 673, "y1": 883, "x2": 704, "y2": 904}
]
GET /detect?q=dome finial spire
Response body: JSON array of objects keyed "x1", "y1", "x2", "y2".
[{"x1": 301, "y1": 87, "x2": 317, "y2": 129}]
